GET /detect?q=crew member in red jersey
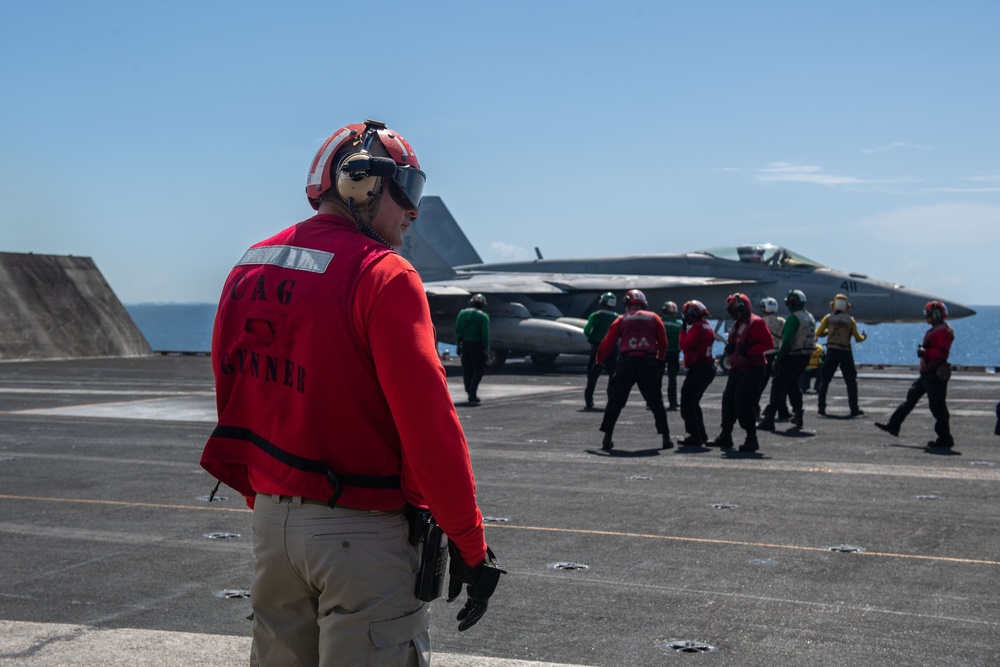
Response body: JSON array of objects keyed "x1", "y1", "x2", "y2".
[
  {"x1": 709, "y1": 292, "x2": 774, "y2": 453},
  {"x1": 876, "y1": 301, "x2": 956, "y2": 449},
  {"x1": 596, "y1": 289, "x2": 671, "y2": 451},
  {"x1": 201, "y1": 120, "x2": 502, "y2": 666},
  {"x1": 676, "y1": 300, "x2": 717, "y2": 447}
]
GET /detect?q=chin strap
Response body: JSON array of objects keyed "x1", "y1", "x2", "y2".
[{"x1": 347, "y1": 198, "x2": 390, "y2": 247}]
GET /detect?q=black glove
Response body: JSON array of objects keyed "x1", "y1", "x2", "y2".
[
  {"x1": 457, "y1": 341, "x2": 464, "y2": 355},
  {"x1": 447, "y1": 544, "x2": 506, "y2": 631},
  {"x1": 724, "y1": 342, "x2": 735, "y2": 356},
  {"x1": 917, "y1": 346, "x2": 925, "y2": 358},
  {"x1": 738, "y1": 341, "x2": 749, "y2": 356}
]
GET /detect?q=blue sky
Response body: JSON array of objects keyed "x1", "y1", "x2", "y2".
[{"x1": 3, "y1": 1, "x2": 998, "y2": 307}]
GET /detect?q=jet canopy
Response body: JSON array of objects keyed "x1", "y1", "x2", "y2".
[{"x1": 698, "y1": 244, "x2": 824, "y2": 270}]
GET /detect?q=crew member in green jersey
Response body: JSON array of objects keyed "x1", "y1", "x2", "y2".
[
  {"x1": 583, "y1": 292, "x2": 619, "y2": 409},
  {"x1": 455, "y1": 294, "x2": 491, "y2": 404},
  {"x1": 660, "y1": 301, "x2": 683, "y2": 410}
]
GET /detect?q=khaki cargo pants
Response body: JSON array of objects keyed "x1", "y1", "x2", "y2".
[{"x1": 250, "y1": 495, "x2": 430, "y2": 667}]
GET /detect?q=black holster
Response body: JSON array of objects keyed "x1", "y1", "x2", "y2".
[{"x1": 407, "y1": 507, "x2": 449, "y2": 602}]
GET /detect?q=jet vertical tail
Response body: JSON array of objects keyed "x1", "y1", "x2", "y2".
[{"x1": 399, "y1": 196, "x2": 482, "y2": 280}]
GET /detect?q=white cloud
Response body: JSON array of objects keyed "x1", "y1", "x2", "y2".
[
  {"x1": 755, "y1": 162, "x2": 866, "y2": 187},
  {"x1": 931, "y1": 186, "x2": 1000, "y2": 193},
  {"x1": 861, "y1": 142, "x2": 930, "y2": 154},
  {"x1": 860, "y1": 203, "x2": 1000, "y2": 244},
  {"x1": 935, "y1": 173, "x2": 1000, "y2": 193},
  {"x1": 488, "y1": 241, "x2": 532, "y2": 261}
]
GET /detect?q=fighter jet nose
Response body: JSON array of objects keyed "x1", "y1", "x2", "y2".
[
  {"x1": 947, "y1": 302, "x2": 977, "y2": 319},
  {"x1": 886, "y1": 285, "x2": 977, "y2": 323}
]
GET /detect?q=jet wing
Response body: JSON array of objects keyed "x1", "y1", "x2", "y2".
[
  {"x1": 423, "y1": 272, "x2": 761, "y2": 296},
  {"x1": 424, "y1": 274, "x2": 569, "y2": 296}
]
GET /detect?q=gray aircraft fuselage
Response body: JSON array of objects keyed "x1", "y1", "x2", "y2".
[
  {"x1": 445, "y1": 250, "x2": 974, "y2": 325},
  {"x1": 404, "y1": 198, "x2": 975, "y2": 363}
]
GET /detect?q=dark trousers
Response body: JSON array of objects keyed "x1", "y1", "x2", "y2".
[
  {"x1": 887, "y1": 372, "x2": 953, "y2": 445},
  {"x1": 664, "y1": 350, "x2": 680, "y2": 407},
  {"x1": 680, "y1": 362, "x2": 716, "y2": 441},
  {"x1": 720, "y1": 366, "x2": 766, "y2": 440},
  {"x1": 600, "y1": 355, "x2": 669, "y2": 436},
  {"x1": 817, "y1": 347, "x2": 859, "y2": 412},
  {"x1": 460, "y1": 341, "x2": 485, "y2": 400},
  {"x1": 756, "y1": 353, "x2": 790, "y2": 419},
  {"x1": 585, "y1": 345, "x2": 618, "y2": 406},
  {"x1": 800, "y1": 366, "x2": 824, "y2": 393},
  {"x1": 763, "y1": 354, "x2": 810, "y2": 419}
]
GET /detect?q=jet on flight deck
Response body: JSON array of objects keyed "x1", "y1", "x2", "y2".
[{"x1": 401, "y1": 197, "x2": 976, "y2": 367}]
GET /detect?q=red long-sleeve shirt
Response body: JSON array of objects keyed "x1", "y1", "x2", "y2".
[
  {"x1": 679, "y1": 320, "x2": 716, "y2": 369},
  {"x1": 202, "y1": 215, "x2": 486, "y2": 565},
  {"x1": 920, "y1": 322, "x2": 954, "y2": 374},
  {"x1": 726, "y1": 313, "x2": 773, "y2": 371},
  {"x1": 596, "y1": 309, "x2": 667, "y2": 364}
]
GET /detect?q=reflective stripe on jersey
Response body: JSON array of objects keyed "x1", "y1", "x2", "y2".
[{"x1": 237, "y1": 245, "x2": 334, "y2": 273}]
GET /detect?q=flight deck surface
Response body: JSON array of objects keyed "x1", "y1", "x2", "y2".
[{"x1": 0, "y1": 355, "x2": 998, "y2": 666}]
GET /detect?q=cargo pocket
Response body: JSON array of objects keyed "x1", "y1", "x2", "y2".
[{"x1": 368, "y1": 606, "x2": 430, "y2": 667}]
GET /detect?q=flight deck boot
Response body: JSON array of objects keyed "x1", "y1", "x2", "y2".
[
  {"x1": 757, "y1": 407, "x2": 776, "y2": 432},
  {"x1": 791, "y1": 411, "x2": 804, "y2": 429},
  {"x1": 875, "y1": 422, "x2": 899, "y2": 437},
  {"x1": 602, "y1": 432, "x2": 614, "y2": 451},
  {"x1": 710, "y1": 432, "x2": 734, "y2": 450}
]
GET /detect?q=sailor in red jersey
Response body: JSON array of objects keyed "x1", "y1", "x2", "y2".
[
  {"x1": 201, "y1": 120, "x2": 502, "y2": 666},
  {"x1": 709, "y1": 293, "x2": 774, "y2": 453},
  {"x1": 676, "y1": 300, "x2": 717, "y2": 447},
  {"x1": 595, "y1": 289, "x2": 671, "y2": 451},
  {"x1": 876, "y1": 301, "x2": 956, "y2": 449}
]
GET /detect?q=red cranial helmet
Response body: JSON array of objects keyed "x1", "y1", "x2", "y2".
[
  {"x1": 305, "y1": 120, "x2": 424, "y2": 211},
  {"x1": 624, "y1": 289, "x2": 648, "y2": 308},
  {"x1": 726, "y1": 292, "x2": 751, "y2": 318},
  {"x1": 924, "y1": 300, "x2": 947, "y2": 323},
  {"x1": 682, "y1": 300, "x2": 710, "y2": 323}
]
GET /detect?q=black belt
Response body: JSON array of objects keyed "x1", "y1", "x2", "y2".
[
  {"x1": 273, "y1": 495, "x2": 329, "y2": 506},
  {"x1": 212, "y1": 425, "x2": 401, "y2": 509}
]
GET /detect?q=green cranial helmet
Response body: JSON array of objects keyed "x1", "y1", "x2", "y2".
[
  {"x1": 599, "y1": 292, "x2": 617, "y2": 308},
  {"x1": 785, "y1": 289, "x2": 806, "y2": 311}
]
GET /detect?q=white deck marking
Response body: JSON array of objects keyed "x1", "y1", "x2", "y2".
[
  {"x1": 5, "y1": 381, "x2": 574, "y2": 422},
  {"x1": 0, "y1": 620, "x2": 589, "y2": 667}
]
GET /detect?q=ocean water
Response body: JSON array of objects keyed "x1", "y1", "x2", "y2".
[
  {"x1": 127, "y1": 303, "x2": 217, "y2": 354},
  {"x1": 126, "y1": 304, "x2": 1000, "y2": 369}
]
